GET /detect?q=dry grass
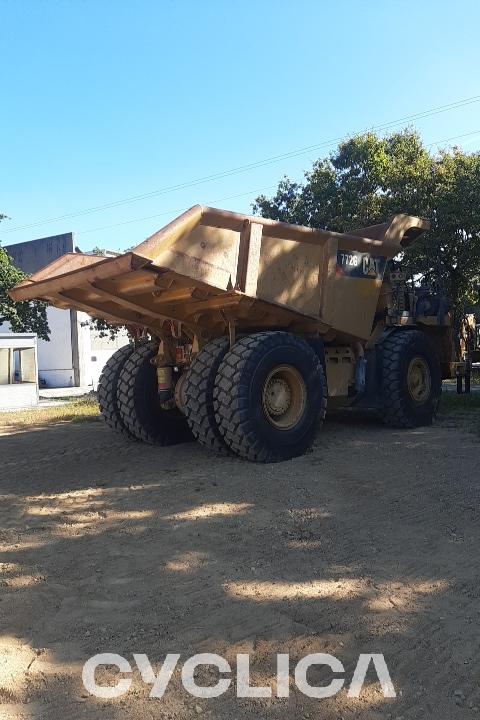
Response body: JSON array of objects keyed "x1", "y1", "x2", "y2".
[{"x1": 0, "y1": 395, "x2": 100, "y2": 431}]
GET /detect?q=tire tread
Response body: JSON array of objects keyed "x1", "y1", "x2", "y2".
[
  {"x1": 117, "y1": 342, "x2": 190, "y2": 445},
  {"x1": 183, "y1": 337, "x2": 230, "y2": 454},
  {"x1": 214, "y1": 332, "x2": 327, "y2": 462},
  {"x1": 381, "y1": 330, "x2": 440, "y2": 428},
  {"x1": 97, "y1": 343, "x2": 136, "y2": 437}
]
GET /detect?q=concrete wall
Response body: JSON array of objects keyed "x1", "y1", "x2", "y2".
[
  {"x1": 76, "y1": 311, "x2": 93, "y2": 387},
  {"x1": 5, "y1": 233, "x2": 76, "y2": 274},
  {"x1": 35, "y1": 306, "x2": 75, "y2": 387},
  {"x1": 89, "y1": 328, "x2": 129, "y2": 389},
  {"x1": 0, "y1": 383, "x2": 38, "y2": 408}
]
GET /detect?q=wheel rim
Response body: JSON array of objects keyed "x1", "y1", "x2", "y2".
[
  {"x1": 407, "y1": 356, "x2": 431, "y2": 404},
  {"x1": 261, "y1": 364, "x2": 306, "y2": 430}
]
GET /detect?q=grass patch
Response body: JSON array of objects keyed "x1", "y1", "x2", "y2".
[
  {"x1": 0, "y1": 395, "x2": 100, "y2": 430},
  {"x1": 440, "y1": 393, "x2": 480, "y2": 411},
  {"x1": 437, "y1": 391, "x2": 480, "y2": 436}
]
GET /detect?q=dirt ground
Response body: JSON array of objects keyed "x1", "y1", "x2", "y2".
[{"x1": 1, "y1": 412, "x2": 479, "y2": 720}]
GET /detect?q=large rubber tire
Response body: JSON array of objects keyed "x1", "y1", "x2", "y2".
[
  {"x1": 214, "y1": 332, "x2": 327, "y2": 463},
  {"x1": 117, "y1": 342, "x2": 191, "y2": 445},
  {"x1": 97, "y1": 343, "x2": 136, "y2": 437},
  {"x1": 183, "y1": 337, "x2": 230, "y2": 455},
  {"x1": 381, "y1": 330, "x2": 441, "y2": 428}
]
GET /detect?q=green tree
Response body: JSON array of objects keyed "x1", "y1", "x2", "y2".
[
  {"x1": 0, "y1": 245, "x2": 50, "y2": 340},
  {"x1": 254, "y1": 130, "x2": 480, "y2": 312}
]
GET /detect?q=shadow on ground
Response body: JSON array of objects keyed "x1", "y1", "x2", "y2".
[{"x1": 1, "y1": 414, "x2": 479, "y2": 719}]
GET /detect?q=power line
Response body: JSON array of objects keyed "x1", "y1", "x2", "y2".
[
  {"x1": 3, "y1": 94, "x2": 480, "y2": 235},
  {"x1": 426, "y1": 128, "x2": 480, "y2": 147},
  {"x1": 76, "y1": 184, "x2": 279, "y2": 236},
  {"x1": 73, "y1": 128, "x2": 480, "y2": 240}
]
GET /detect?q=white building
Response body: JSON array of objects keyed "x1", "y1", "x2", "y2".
[{"x1": 3, "y1": 233, "x2": 129, "y2": 388}]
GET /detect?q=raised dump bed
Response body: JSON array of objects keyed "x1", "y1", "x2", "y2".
[
  {"x1": 11, "y1": 205, "x2": 455, "y2": 463},
  {"x1": 10, "y1": 205, "x2": 429, "y2": 342}
]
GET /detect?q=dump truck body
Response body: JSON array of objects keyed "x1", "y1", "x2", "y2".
[
  {"x1": 10, "y1": 205, "x2": 455, "y2": 462},
  {"x1": 11, "y1": 205, "x2": 430, "y2": 340}
]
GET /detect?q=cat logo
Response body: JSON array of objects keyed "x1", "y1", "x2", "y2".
[
  {"x1": 337, "y1": 251, "x2": 386, "y2": 280},
  {"x1": 363, "y1": 256, "x2": 382, "y2": 277}
]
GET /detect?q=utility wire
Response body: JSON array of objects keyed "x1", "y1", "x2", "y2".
[
  {"x1": 76, "y1": 184, "x2": 279, "y2": 236},
  {"x1": 73, "y1": 128, "x2": 480, "y2": 239},
  {"x1": 425, "y1": 128, "x2": 480, "y2": 147},
  {"x1": 3, "y1": 94, "x2": 480, "y2": 235}
]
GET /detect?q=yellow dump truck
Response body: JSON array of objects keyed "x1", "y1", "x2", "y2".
[{"x1": 10, "y1": 205, "x2": 458, "y2": 462}]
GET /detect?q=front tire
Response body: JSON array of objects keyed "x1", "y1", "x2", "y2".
[
  {"x1": 381, "y1": 330, "x2": 441, "y2": 428},
  {"x1": 214, "y1": 332, "x2": 327, "y2": 463},
  {"x1": 117, "y1": 342, "x2": 191, "y2": 445}
]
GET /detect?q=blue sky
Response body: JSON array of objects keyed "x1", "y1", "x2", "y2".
[{"x1": 1, "y1": 0, "x2": 480, "y2": 251}]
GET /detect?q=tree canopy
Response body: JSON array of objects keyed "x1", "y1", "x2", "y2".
[
  {"x1": 254, "y1": 130, "x2": 480, "y2": 313},
  {"x1": 0, "y1": 216, "x2": 50, "y2": 340}
]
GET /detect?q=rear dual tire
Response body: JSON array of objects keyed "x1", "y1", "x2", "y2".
[
  {"x1": 100, "y1": 331, "x2": 327, "y2": 462},
  {"x1": 183, "y1": 337, "x2": 231, "y2": 455},
  {"x1": 116, "y1": 342, "x2": 191, "y2": 445},
  {"x1": 97, "y1": 343, "x2": 137, "y2": 438},
  {"x1": 214, "y1": 332, "x2": 327, "y2": 463}
]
